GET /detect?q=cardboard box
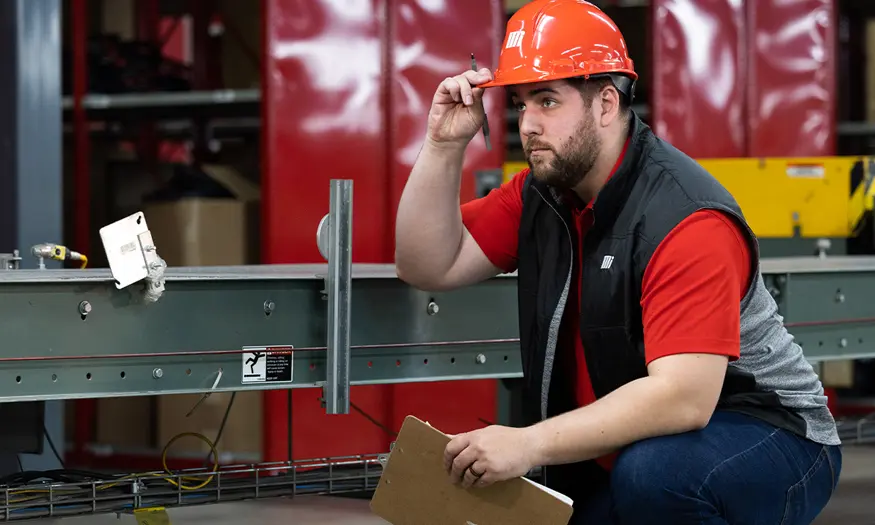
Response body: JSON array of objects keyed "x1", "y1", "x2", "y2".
[
  {"x1": 867, "y1": 19, "x2": 875, "y2": 122},
  {"x1": 143, "y1": 163, "x2": 260, "y2": 267},
  {"x1": 95, "y1": 397, "x2": 155, "y2": 449},
  {"x1": 156, "y1": 392, "x2": 262, "y2": 462},
  {"x1": 821, "y1": 360, "x2": 855, "y2": 389},
  {"x1": 144, "y1": 164, "x2": 263, "y2": 459},
  {"x1": 219, "y1": 0, "x2": 261, "y2": 89}
]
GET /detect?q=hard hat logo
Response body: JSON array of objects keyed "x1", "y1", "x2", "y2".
[
  {"x1": 480, "y1": 0, "x2": 637, "y2": 91},
  {"x1": 505, "y1": 29, "x2": 526, "y2": 50}
]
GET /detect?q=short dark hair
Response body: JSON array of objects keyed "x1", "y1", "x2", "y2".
[{"x1": 565, "y1": 75, "x2": 632, "y2": 119}]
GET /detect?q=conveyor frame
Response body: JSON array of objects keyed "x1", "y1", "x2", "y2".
[
  {"x1": 2, "y1": 180, "x2": 875, "y2": 522},
  {"x1": 0, "y1": 179, "x2": 523, "y2": 406},
  {"x1": 762, "y1": 256, "x2": 875, "y2": 362},
  {"x1": 2, "y1": 256, "x2": 874, "y2": 404},
  {"x1": 0, "y1": 264, "x2": 522, "y2": 402},
  {"x1": 0, "y1": 181, "x2": 873, "y2": 402}
]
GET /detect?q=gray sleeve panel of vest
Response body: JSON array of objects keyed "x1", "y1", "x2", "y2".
[{"x1": 730, "y1": 271, "x2": 841, "y2": 447}]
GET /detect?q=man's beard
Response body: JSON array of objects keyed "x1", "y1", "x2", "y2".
[{"x1": 525, "y1": 114, "x2": 600, "y2": 189}]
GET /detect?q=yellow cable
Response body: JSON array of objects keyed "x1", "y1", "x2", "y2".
[
  {"x1": 160, "y1": 432, "x2": 219, "y2": 490},
  {"x1": 6, "y1": 249, "x2": 219, "y2": 503},
  {"x1": 4, "y1": 431, "x2": 220, "y2": 503},
  {"x1": 43, "y1": 244, "x2": 88, "y2": 269}
]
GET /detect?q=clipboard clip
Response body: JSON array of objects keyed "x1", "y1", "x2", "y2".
[{"x1": 378, "y1": 440, "x2": 397, "y2": 467}]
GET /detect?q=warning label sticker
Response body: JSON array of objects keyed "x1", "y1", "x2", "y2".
[
  {"x1": 786, "y1": 164, "x2": 825, "y2": 178},
  {"x1": 241, "y1": 346, "x2": 294, "y2": 384}
]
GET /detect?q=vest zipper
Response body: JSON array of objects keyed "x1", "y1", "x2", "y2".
[{"x1": 532, "y1": 186, "x2": 574, "y2": 422}]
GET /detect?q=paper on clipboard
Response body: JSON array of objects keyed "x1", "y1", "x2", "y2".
[
  {"x1": 370, "y1": 416, "x2": 574, "y2": 525},
  {"x1": 521, "y1": 476, "x2": 574, "y2": 506}
]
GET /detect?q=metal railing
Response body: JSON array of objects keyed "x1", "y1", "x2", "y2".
[
  {"x1": 838, "y1": 415, "x2": 875, "y2": 445},
  {"x1": 0, "y1": 454, "x2": 383, "y2": 521}
]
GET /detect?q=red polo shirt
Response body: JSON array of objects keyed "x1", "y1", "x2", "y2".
[{"x1": 460, "y1": 145, "x2": 751, "y2": 471}]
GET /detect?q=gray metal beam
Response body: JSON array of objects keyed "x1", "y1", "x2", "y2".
[
  {"x1": 0, "y1": 267, "x2": 522, "y2": 401},
  {"x1": 0, "y1": 255, "x2": 874, "y2": 398},
  {"x1": 763, "y1": 257, "x2": 875, "y2": 361},
  {"x1": 0, "y1": 0, "x2": 63, "y2": 473}
]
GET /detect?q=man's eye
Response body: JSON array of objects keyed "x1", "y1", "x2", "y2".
[
  {"x1": 516, "y1": 103, "x2": 526, "y2": 112},
  {"x1": 542, "y1": 99, "x2": 556, "y2": 107}
]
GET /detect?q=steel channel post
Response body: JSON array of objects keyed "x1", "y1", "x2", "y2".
[{"x1": 324, "y1": 180, "x2": 353, "y2": 415}]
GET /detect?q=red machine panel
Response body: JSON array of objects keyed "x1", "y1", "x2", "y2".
[
  {"x1": 262, "y1": 0, "x2": 393, "y2": 265},
  {"x1": 651, "y1": 0, "x2": 747, "y2": 158},
  {"x1": 262, "y1": 0, "x2": 505, "y2": 461},
  {"x1": 262, "y1": 0, "x2": 393, "y2": 462},
  {"x1": 386, "y1": 0, "x2": 506, "y2": 434},
  {"x1": 746, "y1": 0, "x2": 836, "y2": 157},
  {"x1": 386, "y1": 0, "x2": 506, "y2": 217}
]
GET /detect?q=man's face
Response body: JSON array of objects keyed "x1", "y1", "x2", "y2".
[{"x1": 510, "y1": 80, "x2": 601, "y2": 189}]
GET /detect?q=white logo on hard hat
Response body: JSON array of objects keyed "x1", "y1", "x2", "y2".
[{"x1": 506, "y1": 30, "x2": 525, "y2": 49}]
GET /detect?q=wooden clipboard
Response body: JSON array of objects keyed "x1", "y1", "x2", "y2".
[{"x1": 370, "y1": 416, "x2": 574, "y2": 525}]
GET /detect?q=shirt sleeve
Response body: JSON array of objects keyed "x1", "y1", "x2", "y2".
[
  {"x1": 640, "y1": 209, "x2": 753, "y2": 365},
  {"x1": 460, "y1": 170, "x2": 527, "y2": 273}
]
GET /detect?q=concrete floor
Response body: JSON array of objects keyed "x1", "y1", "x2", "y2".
[
  {"x1": 32, "y1": 497, "x2": 388, "y2": 525},
  {"x1": 24, "y1": 445, "x2": 875, "y2": 524}
]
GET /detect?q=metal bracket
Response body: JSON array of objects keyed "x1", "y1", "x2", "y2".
[
  {"x1": 319, "y1": 180, "x2": 353, "y2": 415},
  {"x1": 0, "y1": 250, "x2": 20, "y2": 270},
  {"x1": 98, "y1": 211, "x2": 160, "y2": 290}
]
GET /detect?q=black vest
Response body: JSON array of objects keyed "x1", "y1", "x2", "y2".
[{"x1": 514, "y1": 113, "x2": 759, "y2": 429}]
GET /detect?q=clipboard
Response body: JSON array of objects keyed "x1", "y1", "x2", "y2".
[{"x1": 370, "y1": 416, "x2": 574, "y2": 525}]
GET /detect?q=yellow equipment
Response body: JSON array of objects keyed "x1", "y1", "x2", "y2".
[
  {"x1": 30, "y1": 243, "x2": 88, "y2": 269},
  {"x1": 503, "y1": 156, "x2": 874, "y2": 240}
]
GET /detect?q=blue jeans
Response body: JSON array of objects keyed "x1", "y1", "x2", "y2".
[{"x1": 571, "y1": 410, "x2": 842, "y2": 525}]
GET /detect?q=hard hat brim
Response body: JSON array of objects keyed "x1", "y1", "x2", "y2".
[{"x1": 478, "y1": 68, "x2": 638, "y2": 90}]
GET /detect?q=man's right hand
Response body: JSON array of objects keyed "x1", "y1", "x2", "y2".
[
  {"x1": 395, "y1": 67, "x2": 503, "y2": 292},
  {"x1": 426, "y1": 69, "x2": 494, "y2": 149}
]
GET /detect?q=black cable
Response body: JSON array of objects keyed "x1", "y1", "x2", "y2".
[
  {"x1": 10, "y1": 395, "x2": 469, "y2": 495},
  {"x1": 43, "y1": 423, "x2": 65, "y2": 469},
  {"x1": 347, "y1": 403, "x2": 495, "y2": 439},
  {"x1": 350, "y1": 402, "x2": 398, "y2": 437},
  {"x1": 15, "y1": 454, "x2": 22, "y2": 474},
  {"x1": 1, "y1": 397, "x2": 380, "y2": 501},
  {"x1": 339, "y1": 406, "x2": 497, "y2": 495},
  {"x1": 3, "y1": 394, "x2": 243, "y2": 493},
  {"x1": 0, "y1": 468, "x2": 115, "y2": 486},
  {"x1": 213, "y1": 392, "x2": 236, "y2": 447},
  {"x1": 203, "y1": 392, "x2": 236, "y2": 466}
]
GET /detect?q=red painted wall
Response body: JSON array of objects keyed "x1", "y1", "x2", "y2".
[
  {"x1": 651, "y1": 0, "x2": 747, "y2": 158},
  {"x1": 261, "y1": 0, "x2": 505, "y2": 462},
  {"x1": 746, "y1": 0, "x2": 836, "y2": 157},
  {"x1": 261, "y1": 0, "x2": 392, "y2": 462},
  {"x1": 651, "y1": 0, "x2": 836, "y2": 158},
  {"x1": 385, "y1": 0, "x2": 506, "y2": 438}
]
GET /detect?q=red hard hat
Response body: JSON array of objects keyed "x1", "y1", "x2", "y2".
[{"x1": 480, "y1": 0, "x2": 637, "y2": 91}]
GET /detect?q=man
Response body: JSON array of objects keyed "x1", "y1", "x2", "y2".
[{"x1": 394, "y1": 0, "x2": 842, "y2": 523}]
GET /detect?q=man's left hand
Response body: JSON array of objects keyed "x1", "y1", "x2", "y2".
[{"x1": 443, "y1": 425, "x2": 541, "y2": 489}]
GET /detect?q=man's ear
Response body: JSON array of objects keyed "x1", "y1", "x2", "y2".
[{"x1": 599, "y1": 86, "x2": 621, "y2": 127}]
